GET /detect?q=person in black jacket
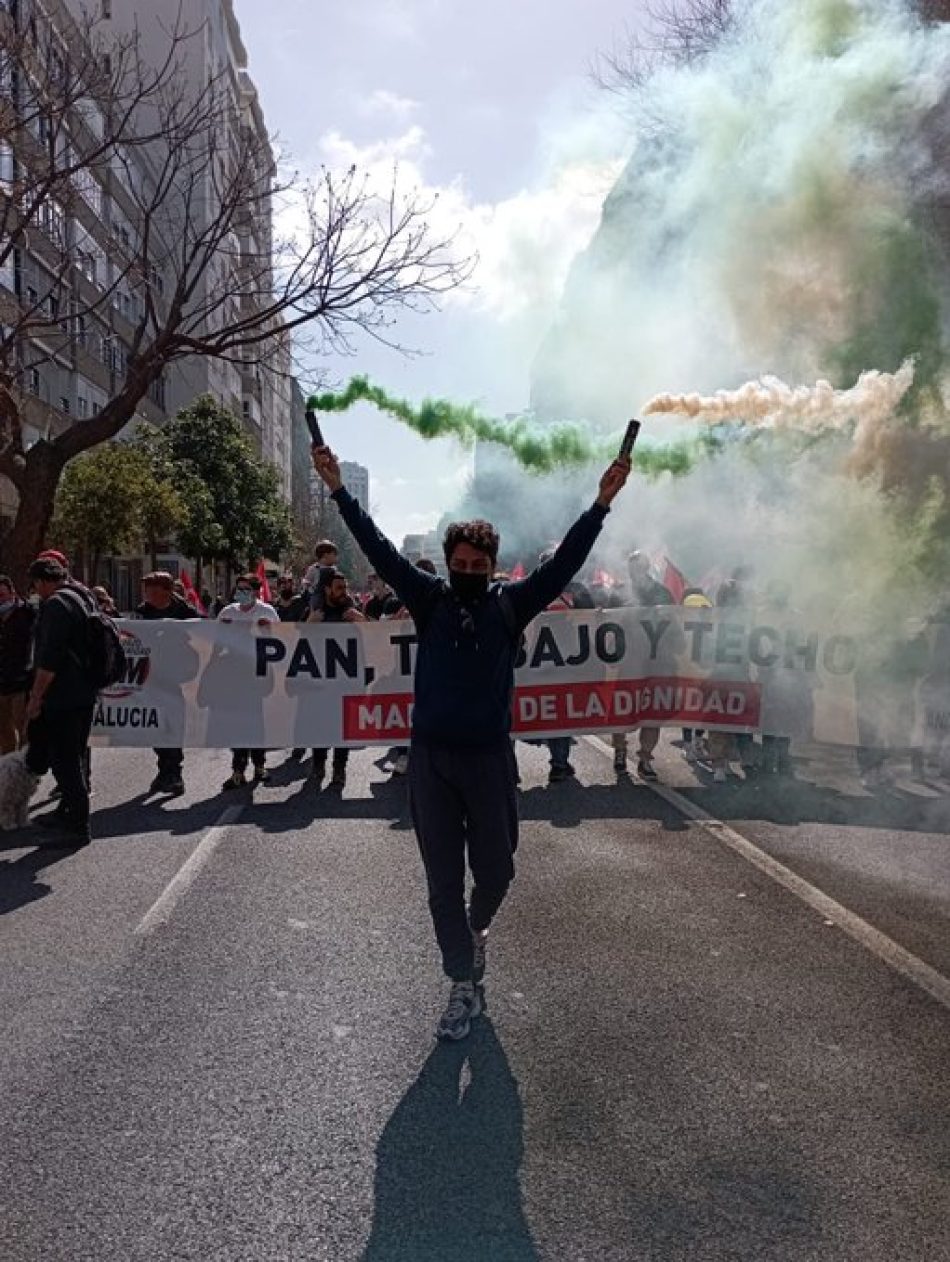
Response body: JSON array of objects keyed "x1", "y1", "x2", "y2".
[
  {"x1": 274, "y1": 575, "x2": 308, "y2": 623},
  {"x1": 24, "y1": 558, "x2": 99, "y2": 847},
  {"x1": 312, "y1": 442, "x2": 630, "y2": 1040},
  {"x1": 308, "y1": 567, "x2": 366, "y2": 786},
  {"x1": 136, "y1": 571, "x2": 197, "y2": 794},
  {"x1": 0, "y1": 574, "x2": 36, "y2": 754}
]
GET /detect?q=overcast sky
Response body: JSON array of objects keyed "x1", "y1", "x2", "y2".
[{"x1": 233, "y1": 0, "x2": 645, "y2": 541}]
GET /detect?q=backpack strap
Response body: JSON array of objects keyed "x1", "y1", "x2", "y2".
[
  {"x1": 54, "y1": 585, "x2": 95, "y2": 623},
  {"x1": 414, "y1": 579, "x2": 520, "y2": 643},
  {"x1": 55, "y1": 586, "x2": 95, "y2": 670}
]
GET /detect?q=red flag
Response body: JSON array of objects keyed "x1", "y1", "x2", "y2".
[
  {"x1": 179, "y1": 569, "x2": 207, "y2": 615},
  {"x1": 510, "y1": 562, "x2": 526, "y2": 580},
  {"x1": 255, "y1": 560, "x2": 271, "y2": 603},
  {"x1": 662, "y1": 557, "x2": 688, "y2": 604}
]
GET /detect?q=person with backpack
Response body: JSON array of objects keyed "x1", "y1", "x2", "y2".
[
  {"x1": 312, "y1": 442, "x2": 631, "y2": 1041},
  {"x1": 23, "y1": 557, "x2": 101, "y2": 847}
]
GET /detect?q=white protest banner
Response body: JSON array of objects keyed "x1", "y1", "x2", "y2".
[{"x1": 91, "y1": 608, "x2": 868, "y2": 748}]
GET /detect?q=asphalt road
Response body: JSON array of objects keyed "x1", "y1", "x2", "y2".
[{"x1": 0, "y1": 736, "x2": 948, "y2": 1261}]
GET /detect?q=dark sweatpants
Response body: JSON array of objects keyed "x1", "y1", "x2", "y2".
[
  {"x1": 26, "y1": 706, "x2": 95, "y2": 827},
  {"x1": 409, "y1": 740, "x2": 519, "y2": 982}
]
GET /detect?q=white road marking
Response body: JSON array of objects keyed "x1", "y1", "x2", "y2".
[
  {"x1": 135, "y1": 805, "x2": 243, "y2": 936},
  {"x1": 585, "y1": 736, "x2": 950, "y2": 1013}
]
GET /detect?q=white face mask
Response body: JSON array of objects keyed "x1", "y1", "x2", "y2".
[{"x1": 236, "y1": 589, "x2": 255, "y2": 608}]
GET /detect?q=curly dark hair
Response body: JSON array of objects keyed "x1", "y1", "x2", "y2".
[{"x1": 442, "y1": 519, "x2": 500, "y2": 567}]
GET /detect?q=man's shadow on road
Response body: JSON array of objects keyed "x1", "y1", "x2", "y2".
[{"x1": 362, "y1": 1017, "x2": 539, "y2": 1262}]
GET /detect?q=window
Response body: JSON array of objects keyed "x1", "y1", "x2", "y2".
[
  {"x1": 60, "y1": 396, "x2": 70, "y2": 414},
  {"x1": 73, "y1": 169, "x2": 102, "y2": 216},
  {"x1": 92, "y1": 402, "x2": 100, "y2": 415},
  {"x1": 0, "y1": 141, "x2": 12, "y2": 190},
  {"x1": 77, "y1": 396, "x2": 88, "y2": 418},
  {"x1": 28, "y1": 367, "x2": 41, "y2": 395},
  {"x1": 102, "y1": 0, "x2": 111, "y2": 15},
  {"x1": 40, "y1": 199, "x2": 65, "y2": 244}
]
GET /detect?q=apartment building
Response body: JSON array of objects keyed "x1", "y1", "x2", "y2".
[
  {"x1": 340, "y1": 461, "x2": 370, "y2": 511},
  {"x1": 68, "y1": 0, "x2": 293, "y2": 493},
  {"x1": 1, "y1": 0, "x2": 293, "y2": 550}
]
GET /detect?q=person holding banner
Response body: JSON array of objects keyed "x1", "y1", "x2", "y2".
[
  {"x1": 219, "y1": 574, "x2": 279, "y2": 790},
  {"x1": 136, "y1": 571, "x2": 199, "y2": 795},
  {"x1": 312, "y1": 441, "x2": 631, "y2": 1041},
  {"x1": 307, "y1": 567, "x2": 366, "y2": 788}
]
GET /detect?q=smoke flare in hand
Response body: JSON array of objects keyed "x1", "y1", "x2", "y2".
[{"x1": 306, "y1": 376, "x2": 700, "y2": 477}]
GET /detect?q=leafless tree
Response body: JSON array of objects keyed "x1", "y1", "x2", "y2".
[
  {"x1": 0, "y1": 1, "x2": 470, "y2": 584},
  {"x1": 594, "y1": 0, "x2": 733, "y2": 94}
]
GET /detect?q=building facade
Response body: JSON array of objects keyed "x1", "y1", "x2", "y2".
[
  {"x1": 67, "y1": 0, "x2": 293, "y2": 489},
  {"x1": 339, "y1": 460, "x2": 369, "y2": 511},
  {"x1": 1, "y1": 0, "x2": 293, "y2": 585}
]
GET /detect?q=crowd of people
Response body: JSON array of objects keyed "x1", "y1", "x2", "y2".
[
  {"x1": 3, "y1": 539, "x2": 947, "y2": 837},
  {"x1": 3, "y1": 539, "x2": 948, "y2": 836},
  {"x1": 3, "y1": 439, "x2": 948, "y2": 1039}
]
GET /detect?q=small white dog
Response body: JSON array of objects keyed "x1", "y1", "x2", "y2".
[{"x1": 0, "y1": 748, "x2": 42, "y2": 830}]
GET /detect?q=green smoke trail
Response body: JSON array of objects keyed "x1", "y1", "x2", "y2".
[{"x1": 306, "y1": 376, "x2": 701, "y2": 477}]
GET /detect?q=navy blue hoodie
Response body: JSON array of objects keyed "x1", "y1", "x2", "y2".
[{"x1": 331, "y1": 487, "x2": 608, "y2": 749}]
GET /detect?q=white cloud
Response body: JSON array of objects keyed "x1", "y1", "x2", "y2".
[
  {"x1": 311, "y1": 119, "x2": 626, "y2": 330},
  {"x1": 358, "y1": 89, "x2": 420, "y2": 124}
]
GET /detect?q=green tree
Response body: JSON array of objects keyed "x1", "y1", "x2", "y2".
[
  {"x1": 50, "y1": 440, "x2": 187, "y2": 581},
  {"x1": 154, "y1": 396, "x2": 293, "y2": 584}
]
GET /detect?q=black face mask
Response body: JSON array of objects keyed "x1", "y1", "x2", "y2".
[{"x1": 449, "y1": 570, "x2": 490, "y2": 604}]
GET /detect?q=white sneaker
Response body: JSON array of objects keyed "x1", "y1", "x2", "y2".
[
  {"x1": 392, "y1": 753, "x2": 409, "y2": 776},
  {"x1": 713, "y1": 767, "x2": 727, "y2": 784}
]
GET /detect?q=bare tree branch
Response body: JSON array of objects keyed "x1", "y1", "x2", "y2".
[
  {"x1": 0, "y1": 0, "x2": 471, "y2": 583},
  {"x1": 592, "y1": 0, "x2": 734, "y2": 95}
]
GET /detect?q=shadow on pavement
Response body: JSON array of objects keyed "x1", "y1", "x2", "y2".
[
  {"x1": 0, "y1": 845, "x2": 70, "y2": 915},
  {"x1": 676, "y1": 774, "x2": 950, "y2": 835},
  {"x1": 362, "y1": 1016, "x2": 539, "y2": 1262},
  {"x1": 73, "y1": 793, "x2": 238, "y2": 842}
]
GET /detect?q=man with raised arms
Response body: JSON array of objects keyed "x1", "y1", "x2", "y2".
[{"x1": 312, "y1": 443, "x2": 631, "y2": 1040}]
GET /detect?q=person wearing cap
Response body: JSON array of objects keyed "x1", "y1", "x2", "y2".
[
  {"x1": 136, "y1": 571, "x2": 198, "y2": 795},
  {"x1": 24, "y1": 558, "x2": 99, "y2": 846}
]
